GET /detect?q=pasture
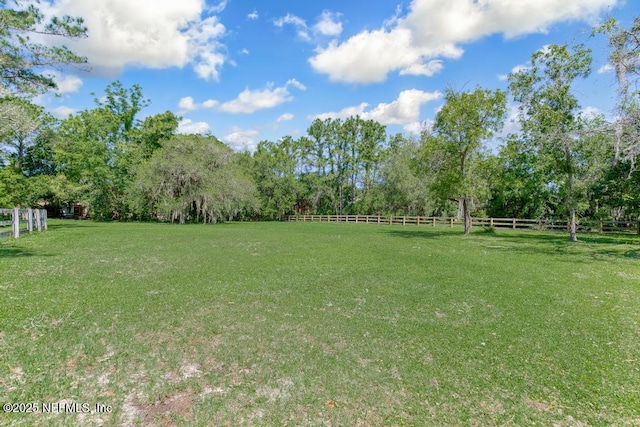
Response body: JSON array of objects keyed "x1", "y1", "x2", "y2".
[{"x1": 1, "y1": 221, "x2": 639, "y2": 425}]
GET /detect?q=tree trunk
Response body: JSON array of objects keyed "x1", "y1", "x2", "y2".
[
  {"x1": 569, "y1": 208, "x2": 577, "y2": 242},
  {"x1": 463, "y1": 197, "x2": 472, "y2": 235},
  {"x1": 566, "y1": 150, "x2": 577, "y2": 242}
]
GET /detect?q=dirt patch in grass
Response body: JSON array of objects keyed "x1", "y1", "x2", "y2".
[{"x1": 142, "y1": 390, "x2": 194, "y2": 425}]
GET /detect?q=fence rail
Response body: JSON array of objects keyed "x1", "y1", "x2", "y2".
[
  {"x1": 286, "y1": 214, "x2": 640, "y2": 234},
  {"x1": 0, "y1": 208, "x2": 48, "y2": 238}
]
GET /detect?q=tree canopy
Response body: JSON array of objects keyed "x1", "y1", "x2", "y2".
[
  {"x1": 424, "y1": 87, "x2": 506, "y2": 234},
  {"x1": 509, "y1": 44, "x2": 597, "y2": 241},
  {"x1": 1, "y1": 11, "x2": 640, "y2": 241},
  {"x1": 132, "y1": 134, "x2": 258, "y2": 223},
  {"x1": 0, "y1": 0, "x2": 88, "y2": 95}
]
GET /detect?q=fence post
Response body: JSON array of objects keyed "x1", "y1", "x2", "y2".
[
  {"x1": 13, "y1": 207, "x2": 19, "y2": 238},
  {"x1": 599, "y1": 220, "x2": 603, "y2": 234},
  {"x1": 512, "y1": 218, "x2": 516, "y2": 230},
  {"x1": 417, "y1": 216, "x2": 420, "y2": 226},
  {"x1": 27, "y1": 208, "x2": 33, "y2": 233},
  {"x1": 490, "y1": 218, "x2": 494, "y2": 227},
  {"x1": 432, "y1": 217, "x2": 436, "y2": 227},
  {"x1": 35, "y1": 209, "x2": 41, "y2": 231},
  {"x1": 389, "y1": 215, "x2": 393, "y2": 225},
  {"x1": 450, "y1": 217, "x2": 453, "y2": 228},
  {"x1": 402, "y1": 216, "x2": 406, "y2": 226}
]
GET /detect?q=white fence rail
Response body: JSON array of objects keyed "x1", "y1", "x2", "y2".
[
  {"x1": 286, "y1": 214, "x2": 640, "y2": 234},
  {"x1": 0, "y1": 208, "x2": 48, "y2": 239}
]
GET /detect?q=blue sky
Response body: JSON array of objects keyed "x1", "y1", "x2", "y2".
[{"x1": 34, "y1": 0, "x2": 639, "y2": 151}]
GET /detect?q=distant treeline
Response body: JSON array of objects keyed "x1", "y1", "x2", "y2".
[{"x1": 2, "y1": 20, "x2": 640, "y2": 238}]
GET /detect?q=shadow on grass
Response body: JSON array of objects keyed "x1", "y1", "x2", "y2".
[
  {"x1": 383, "y1": 226, "x2": 640, "y2": 261},
  {"x1": 0, "y1": 247, "x2": 38, "y2": 258},
  {"x1": 47, "y1": 221, "x2": 97, "y2": 230},
  {"x1": 384, "y1": 228, "x2": 463, "y2": 240}
]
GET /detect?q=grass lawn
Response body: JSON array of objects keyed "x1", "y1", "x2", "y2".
[{"x1": 1, "y1": 220, "x2": 639, "y2": 426}]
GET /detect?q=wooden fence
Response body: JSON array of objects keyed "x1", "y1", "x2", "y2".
[
  {"x1": 0, "y1": 208, "x2": 48, "y2": 239},
  {"x1": 286, "y1": 214, "x2": 640, "y2": 234}
]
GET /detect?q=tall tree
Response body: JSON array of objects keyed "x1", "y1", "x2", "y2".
[
  {"x1": 134, "y1": 111, "x2": 180, "y2": 158},
  {"x1": 132, "y1": 135, "x2": 258, "y2": 223},
  {"x1": 425, "y1": 87, "x2": 506, "y2": 235},
  {"x1": 487, "y1": 134, "x2": 559, "y2": 219},
  {"x1": 596, "y1": 17, "x2": 640, "y2": 165},
  {"x1": 0, "y1": 97, "x2": 55, "y2": 172},
  {"x1": 509, "y1": 44, "x2": 592, "y2": 241},
  {"x1": 0, "y1": 0, "x2": 87, "y2": 95},
  {"x1": 380, "y1": 134, "x2": 432, "y2": 215},
  {"x1": 95, "y1": 81, "x2": 150, "y2": 142},
  {"x1": 51, "y1": 82, "x2": 169, "y2": 219},
  {"x1": 307, "y1": 118, "x2": 340, "y2": 213},
  {"x1": 249, "y1": 138, "x2": 303, "y2": 219},
  {"x1": 304, "y1": 116, "x2": 386, "y2": 215},
  {"x1": 53, "y1": 107, "x2": 116, "y2": 217}
]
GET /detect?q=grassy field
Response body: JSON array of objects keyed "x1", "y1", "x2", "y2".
[{"x1": 1, "y1": 220, "x2": 639, "y2": 426}]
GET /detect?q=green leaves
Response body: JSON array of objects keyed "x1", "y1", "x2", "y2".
[
  {"x1": 0, "y1": 0, "x2": 87, "y2": 95},
  {"x1": 424, "y1": 87, "x2": 507, "y2": 233},
  {"x1": 508, "y1": 44, "x2": 601, "y2": 240},
  {"x1": 0, "y1": 97, "x2": 55, "y2": 174},
  {"x1": 132, "y1": 135, "x2": 258, "y2": 223}
]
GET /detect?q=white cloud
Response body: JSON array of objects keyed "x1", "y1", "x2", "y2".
[
  {"x1": 366, "y1": 89, "x2": 442, "y2": 124},
  {"x1": 51, "y1": 106, "x2": 77, "y2": 118},
  {"x1": 313, "y1": 11, "x2": 343, "y2": 37},
  {"x1": 581, "y1": 106, "x2": 603, "y2": 118},
  {"x1": 496, "y1": 103, "x2": 521, "y2": 139},
  {"x1": 207, "y1": 0, "x2": 227, "y2": 14},
  {"x1": 274, "y1": 13, "x2": 306, "y2": 28},
  {"x1": 512, "y1": 64, "x2": 530, "y2": 74},
  {"x1": 177, "y1": 118, "x2": 211, "y2": 134},
  {"x1": 274, "y1": 13, "x2": 310, "y2": 40},
  {"x1": 314, "y1": 103, "x2": 369, "y2": 121},
  {"x1": 504, "y1": 64, "x2": 531, "y2": 80},
  {"x1": 404, "y1": 119, "x2": 434, "y2": 135},
  {"x1": 202, "y1": 99, "x2": 218, "y2": 109},
  {"x1": 247, "y1": 9, "x2": 259, "y2": 20},
  {"x1": 537, "y1": 44, "x2": 553, "y2": 55},
  {"x1": 598, "y1": 64, "x2": 614, "y2": 74},
  {"x1": 310, "y1": 0, "x2": 618, "y2": 83},
  {"x1": 277, "y1": 113, "x2": 294, "y2": 122},
  {"x1": 241, "y1": 48, "x2": 249, "y2": 55},
  {"x1": 223, "y1": 127, "x2": 259, "y2": 151},
  {"x1": 383, "y1": 4, "x2": 404, "y2": 29},
  {"x1": 310, "y1": 28, "x2": 432, "y2": 84},
  {"x1": 286, "y1": 78, "x2": 306, "y2": 91},
  {"x1": 178, "y1": 96, "x2": 218, "y2": 112},
  {"x1": 219, "y1": 80, "x2": 305, "y2": 114},
  {"x1": 38, "y1": 1, "x2": 227, "y2": 79},
  {"x1": 57, "y1": 76, "x2": 83, "y2": 94},
  {"x1": 399, "y1": 60, "x2": 443, "y2": 77},
  {"x1": 44, "y1": 70, "x2": 83, "y2": 94},
  {"x1": 313, "y1": 89, "x2": 441, "y2": 125},
  {"x1": 186, "y1": 16, "x2": 227, "y2": 81},
  {"x1": 178, "y1": 96, "x2": 198, "y2": 111},
  {"x1": 500, "y1": 64, "x2": 530, "y2": 80}
]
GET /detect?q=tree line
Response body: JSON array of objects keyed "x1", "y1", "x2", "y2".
[{"x1": 1, "y1": 1, "x2": 640, "y2": 240}]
